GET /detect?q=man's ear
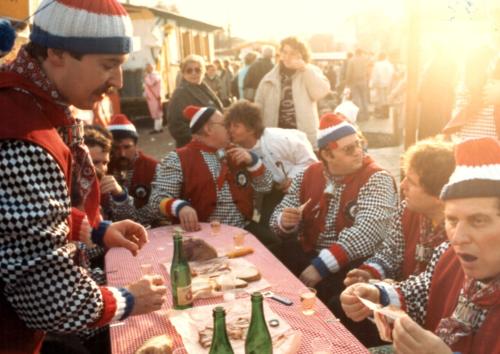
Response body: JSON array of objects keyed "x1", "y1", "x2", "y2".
[
  {"x1": 319, "y1": 148, "x2": 334, "y2": 161},
  {"x1": 46, "y1": 48, "x2": 66, "y2": 67}
]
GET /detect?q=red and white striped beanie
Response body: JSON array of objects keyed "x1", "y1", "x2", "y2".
[
  {"x1": 317, "y1": 113, "x2": 357, "y2": 150},
  {"x1": 108, "y1": 114, "x2": 138, "y2": 140},
  {"x1": 30, "y1": 0, "x2": 133, "y2": 54},
  {"x1": 440, "y1": 138, "x2": 500, "y2": 200},
  {"x1": 183, "y1": 105, "x2": 216, "y2": 134}
]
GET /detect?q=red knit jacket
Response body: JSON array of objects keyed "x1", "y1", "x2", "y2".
[
  {"x1": 0, "y1": 72, "x2": 73, "y2": 354},
  {"x1": 0, "y1": 72, "x2": 116, "y2": 353},
  {"x1": 299, "y1": 157, "x2": 383, "y2": 266},
  {"x1": 176, "y1": 141, "x2": 254, "y2": 221}
]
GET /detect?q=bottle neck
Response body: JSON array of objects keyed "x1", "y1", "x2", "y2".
[
  {"x1": 213, "y1": 312, "x2": 228, "y2": 337},
  {"x1": 173, "y1": 236, "x2": 184, "y2": 263},
  {"x1": 250, "y1": 296, "x2": 265, "y2": 324}
]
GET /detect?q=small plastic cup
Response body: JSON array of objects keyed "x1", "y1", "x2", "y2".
[
  {"x1": 233, "y1": 232, "x2": 246, "y2": 249},
  {"x1": 210, "y1": 219, "x2": 221, "y2": 236},
  {"x1": 139, "y1": 255, "x2": 154, "y2": 275},
  {"x1": 300, "y1": 287, "x2": 317, "y2": 316}
]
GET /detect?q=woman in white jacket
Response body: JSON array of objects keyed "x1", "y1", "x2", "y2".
[{"x1": 255, "y1": 37, "x2": 330, "y2": 149}]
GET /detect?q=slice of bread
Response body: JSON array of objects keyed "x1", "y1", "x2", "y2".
[{"x1": 232, "y1": 266, "x2": 261, "y2": 282}]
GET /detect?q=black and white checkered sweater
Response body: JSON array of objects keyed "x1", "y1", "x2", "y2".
[
  {"x1": 0, "y1": 140, "x2": 113, "y2": 333},
  {"x1": 149, "y1": 150, "x2": 273, "y2": 227},
  {"x1": 270, "y1": 167, "x2": 398, "y2": 263}
]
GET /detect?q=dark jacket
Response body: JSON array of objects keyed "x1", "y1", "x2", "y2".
[
  {"x1": 167, "y1": 79, "x2": 223, "y2": 148},
  {"x1": 243, "y1": 57, "x2": 274, "y2": 91}
]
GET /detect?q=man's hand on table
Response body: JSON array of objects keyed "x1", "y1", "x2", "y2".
[
  {"x1": 127, "y1": 275, "x2": 167, "y2": 316},
  {"x1": 340, "y1": 283, "x2": 380, "y2": 322},
  {"x1": 299, "y1": 265, "x2": 322, "y2": 287},
  {"x1": 104, "y1": 220, "x2": 148, "y2": 256},
  {"x1": 344, "y1": 268, "x2": 373, "y2": 287},
  {"x1": 393, "y1": 315, "x2": 452, "y2": 354},
  {"x1": 178, "y1": 205, "x2": 201, "y2": 232}
]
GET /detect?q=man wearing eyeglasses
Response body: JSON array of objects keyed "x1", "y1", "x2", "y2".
[{"x1": 270, "y1": 113, "x2": 398, "y2": 302}]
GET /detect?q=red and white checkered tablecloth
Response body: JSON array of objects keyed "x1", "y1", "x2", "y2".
[{"x1": 106, "y1": 223, "x2": 369, "y2": 354}]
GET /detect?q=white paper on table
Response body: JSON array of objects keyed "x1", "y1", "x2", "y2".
[
  {"x1": 167, "y1": 299, "x2": 301, "y2": 354},
  {"x1": 162, "y1": 258, "x2": 271, "y2": 298}
]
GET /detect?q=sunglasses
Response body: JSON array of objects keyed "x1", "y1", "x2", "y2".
[
  {"x1": 340, "y1": 139, "x2": 363, "y2": 156},
  {"x1": 185, "y1": 67, "x2": 201, "y2": 74}
]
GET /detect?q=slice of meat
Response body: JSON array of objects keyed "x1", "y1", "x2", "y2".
[{"x1": 183, "y1": 238, "x2": 217, "y2": 262}]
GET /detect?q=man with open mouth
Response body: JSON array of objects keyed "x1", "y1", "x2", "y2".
[{"x1": 341, "y1": 137, "x2": 500, "y2": 354}]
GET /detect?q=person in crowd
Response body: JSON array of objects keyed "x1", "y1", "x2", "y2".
[
  {"x1": 204, "y1": 63, "x2": 222, "y2": 100},
  {"x1": 444, "y1": 6, "x2": 500, "y2": 140},
  {"x1": 270, "y1": 113, "x2": 398, "y2": 302},
  {"x1": 106, "y1": 114, "x2": 159, "y2": 225},
  {"x1": 324, "y1": 64, "x2": 337, "y2": 91},
  {"x1": 214, "y1": 59, "x2": 234, "y2": 107},
  {"x1": 341, "y1": 137, "x2": 500, "y2": 354},
  {"x1": 144, "y1": 63, "x2": 164, "y2": 134},
  {"x1": 370, "y1": 53, "x2": 394, "y2": 119},
  {"x1": 345, "y1": 137, "x2": 455, "y2": 284},
  {"x1": 225, "y1": 101, "x2": 317, "y2": 226},
  {"x1": 149, "y1": 105, "x2": 280, "y2": 249},
  {"x1": 337, "y1": 52, "x2": 353, "y2": 95},
  {"x1": 238, "y1": 51, "x2": 258, "y2": 100},
  {"x1": 84, "y1": 125, "x2": 113, "y2": 213},
  {"x1": 255, "y1": 37, "x2": 330, "y2": 149},
  {"x1": 346, "y1": 49, "x2": 370, "y2": 121},
  {"x1": 417, "y1": 45, "x2": 457, "y2": 140},
  {"x1": 444, "y1": 45, "x2": 500, "y2": 140},
  {"x1": 167, "y1": 54, "x2": 223, "y2": 148},
  {"x1": 243, "y1": 45, "x2": 275, "y2": 101},
  {"x1": 337, "y1": 137, "x2": 455, "y2": 347},
  {"x1": 0, "y1": 1, "x2": 167, "y2": 353}
]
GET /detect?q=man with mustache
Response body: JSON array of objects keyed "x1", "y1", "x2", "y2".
[
  {"x1": 270, "y1": 113, "x2": 398, "y2": 301},
  {"x1": 341, "y1": 137, "x2": 500, "y2": 354},
  {"x1": 0, "y1": 1, "x2": 167, "y2": 352},
  {"x1": 106, "y1": 113, "x2": 159, "y2": 225}
]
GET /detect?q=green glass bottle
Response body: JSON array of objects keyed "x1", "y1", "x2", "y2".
[
  {"x1": 170, "y1": 231, "x2": 193, "y2": 309},
  {"x1": 208, "y1": 307, "x2": 234, "y2": 354},
  {"x1": 245, "y1": 292, "x2": 273, "y2": 354}
]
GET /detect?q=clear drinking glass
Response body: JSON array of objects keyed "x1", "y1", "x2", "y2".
[{"x1": 300, "y1": 287, "x2": 317, "y2": 316}]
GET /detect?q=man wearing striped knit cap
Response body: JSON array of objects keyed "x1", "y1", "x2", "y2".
[
  {"x1": 149, "y1": 105, "x2": 280, "y2": 248},
  {"x1": 0, "y1": 1, "x2": 166, "y2": 353},
  {"x1": 270, "y1": 113, "x2": 398, "y2": 302},
  {"x1": 341, "y1": 137, "x2": 500, "y2": 354}
]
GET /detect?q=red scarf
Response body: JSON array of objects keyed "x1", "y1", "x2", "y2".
[
  {"x1": 414, "y1": 217, "x2": 446, "y2": 274},
  {"x1": 2, "y1": 47, "x2": 100, "y2": 225},
  {"x1": 435, "y1": 276, "x2": 500, "y2": 346}
]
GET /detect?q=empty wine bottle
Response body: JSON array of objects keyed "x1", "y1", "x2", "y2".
[
  {"x1": 245, "y1": 292, "x2": 272, "y2": 354},
  {"x1": 209, "y1": 306, "x2": 234, "y2": 354},
  {"x1": 170, "y1": 230, "x2": 193, "y2": 309}
]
